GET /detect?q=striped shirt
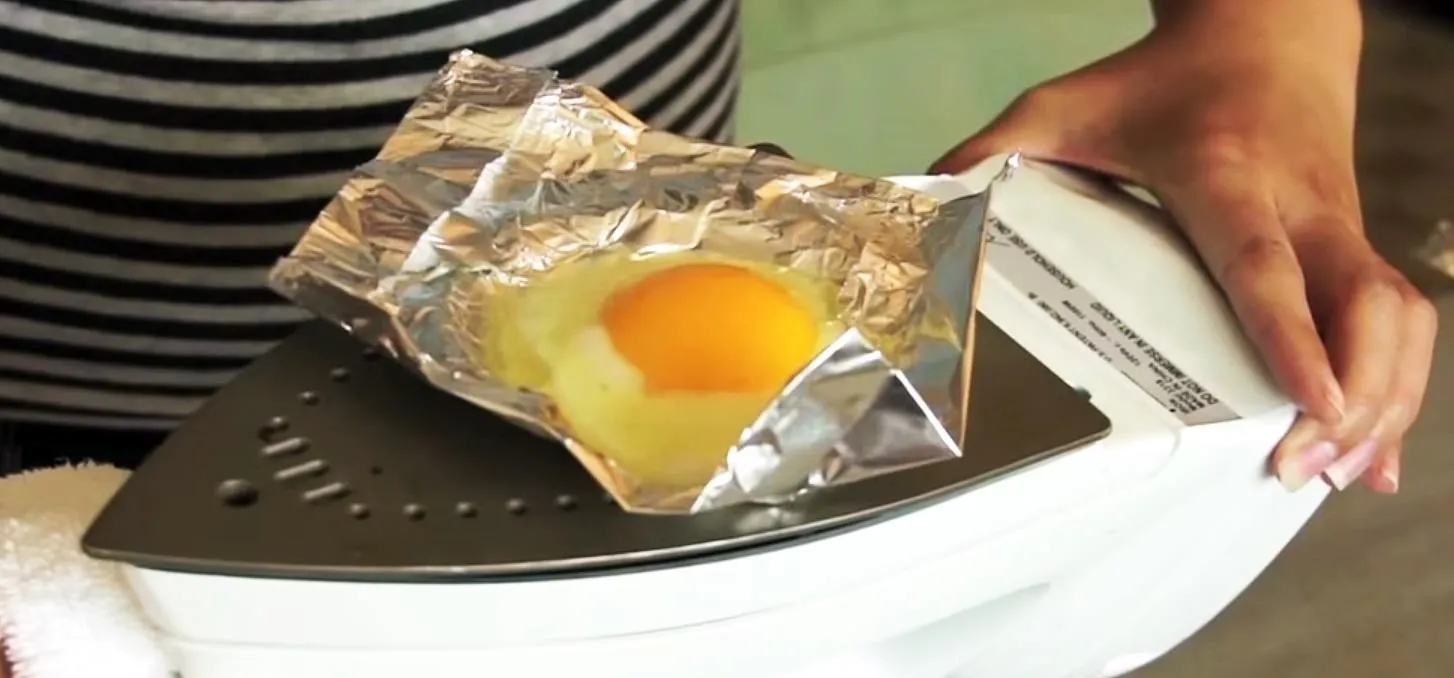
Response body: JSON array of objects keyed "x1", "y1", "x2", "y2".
[{"x1": 0, "y1": 0, "x2": 742, "y2": 432}]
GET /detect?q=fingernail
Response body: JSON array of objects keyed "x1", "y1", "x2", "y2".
[
  {"x1": 1380, "y1": 464, "x2": 1400, "y2": 493},
  {"x1": 1278, "y1": 440, "x2": 1340, "y2": 491},
  {"x1": 1323, "y1": 438, "x2": 1380, "y2": 490},
  {"x1": 1373, "y1": 448, "x2": 1402, "y2": 494}
]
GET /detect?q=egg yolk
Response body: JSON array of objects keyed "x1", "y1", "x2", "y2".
[{"x1": 600, "y1": 263, "x2": 819, "y2": 394}]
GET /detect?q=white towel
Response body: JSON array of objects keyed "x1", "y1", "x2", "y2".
[{"x1": 0, "y1": 464, "x2": 171, "y2": 678}]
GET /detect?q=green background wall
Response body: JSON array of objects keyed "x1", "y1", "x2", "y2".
[{"x1": 736, "y1": 0, "x2": 1152, "y2": 176}]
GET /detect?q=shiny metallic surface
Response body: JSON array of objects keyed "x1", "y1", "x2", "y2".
[
  {"x1": 82, "y1": 319, "x2": 1108, "y2": 580},
  {"x1": 269, "y1": 51, "x2": 997, "y2": 513}
]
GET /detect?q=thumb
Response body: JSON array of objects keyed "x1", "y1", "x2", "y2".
[
  {"x1": 928, "y1": 96, "x2": 1055, "y2": 175},
  {"x1": 930, "y1": 86, "x2": 1120, "y2": 176},
  {"x1": 1158, "y1": 174, "x2": 1346, "y2": 424},
  {"x1": 928, "y1": 88, "x2": 1138, "y2": 184}
]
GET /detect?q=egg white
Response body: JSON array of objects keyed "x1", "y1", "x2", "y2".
[
  {"x1": 546, "y1": 325, "x2": 780, "y2": 489},
  {"x1": 484, "y1": 250, "x2": 845, "y2": 491}
]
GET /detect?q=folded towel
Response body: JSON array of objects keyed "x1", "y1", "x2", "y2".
[{"x1": 0, "y1": 464, "x2": 170, "y2": 678}]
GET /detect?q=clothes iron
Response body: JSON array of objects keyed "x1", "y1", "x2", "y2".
[{"x1": 80, "y1": 157, "x2": 1328, "y2": 678}]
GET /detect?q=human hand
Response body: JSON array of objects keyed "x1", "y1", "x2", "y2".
[{"x1": 930, "y1": 2, "x2": 1437, "y2": 493}]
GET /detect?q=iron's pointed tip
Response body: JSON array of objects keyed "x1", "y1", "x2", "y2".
[{"x1": 991, "y1": 151, "x2": 1024, "y2": 184}]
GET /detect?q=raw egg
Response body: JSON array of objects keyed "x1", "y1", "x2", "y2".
[{"x1": 483, "y1": 251, "x2": 844, "y2": 490}]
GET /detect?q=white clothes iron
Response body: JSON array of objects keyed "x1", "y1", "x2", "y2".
[{"x1": 81, "y1": 157, "x2": 1329, "y2": 678}]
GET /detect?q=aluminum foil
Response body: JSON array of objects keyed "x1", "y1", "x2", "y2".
[{"x1": 270, "y1": 50, "x2": 996, "y2": 514}]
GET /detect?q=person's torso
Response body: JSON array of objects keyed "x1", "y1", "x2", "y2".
[{"x1": 0, "y1": 0, "x2": 742, "y2": 430}]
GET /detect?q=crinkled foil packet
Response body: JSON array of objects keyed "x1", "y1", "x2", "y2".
[{"x1": 270, "y1": 50, "x2": 997, "y2": 514}]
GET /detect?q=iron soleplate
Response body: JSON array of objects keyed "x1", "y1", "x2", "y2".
[{"x1": 82, "y1": 318, "x2": 1109, "y2": 581}]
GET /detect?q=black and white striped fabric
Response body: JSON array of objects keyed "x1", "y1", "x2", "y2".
[{"x1": 0, "y1": 0, "x2": 742, "y2": 432}]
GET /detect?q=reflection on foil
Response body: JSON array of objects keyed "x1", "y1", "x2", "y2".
[
  {"x1": 270, "y1": 50, "x2": 1004, "y2": 514},
  {"x1": 733, "y1": 506, "x2": 810, "y2": 534},
  {"x1": 1417, "y1": 219, "x2": 1454, "y2": 281}
]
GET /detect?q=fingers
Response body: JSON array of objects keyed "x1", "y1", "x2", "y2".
[
  {"x1": 1317, "y1": 276, "x2": 1422, "y2": 490},
  {"x1": 1269, "y1": 418, "x2": 1341, "y2": 491},
  {"x1": 1283, "y1": 225, "x2": 1439, "y2": 492},
  {"x1": 1359, "y1": 279, "x2": 1439, "y2": 493},
  {"x1": 1155, "y1": 172, "x2": 1381, "y2": 492},
  {"x1": 1156, "y1": 174, "x2": 1346, "y2": 426},
  {"x1": 927, "y1": 89, "x2": 1066, "y2": 176},
  {"x1": 1313, "y1": 260, "x2": 1405, "y2": 489},
  {"x1": 1362, "y1": 442, "x2": 1402, "y2": 494},
  {"x1": 932, "y1": 81, "x2": 1436, "y2": 495}
]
